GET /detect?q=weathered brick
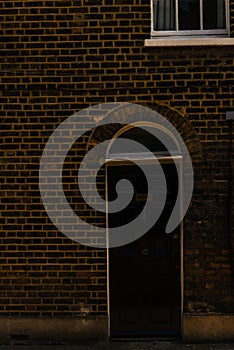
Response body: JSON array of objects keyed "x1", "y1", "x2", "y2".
[{"x1": 0, "y1": 0, "x2": 233, "y2": 321}]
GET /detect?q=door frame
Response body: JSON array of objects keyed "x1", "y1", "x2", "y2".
[{"x1": 106, "y1": 155, "x2": 184, "y2": 339}]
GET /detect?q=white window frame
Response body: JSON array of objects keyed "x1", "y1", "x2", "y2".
[{"x1": 151, "y1": 0, "x2": 230, "y2": 37}]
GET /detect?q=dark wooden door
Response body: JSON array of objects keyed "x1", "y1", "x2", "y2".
[{"x1": 108, "y1": 162, "x2": 181, "y2": 338}]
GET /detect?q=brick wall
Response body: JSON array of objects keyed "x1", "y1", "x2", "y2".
[{"x1": 0, "y1": 0, "x2": 234, "y2": 317}]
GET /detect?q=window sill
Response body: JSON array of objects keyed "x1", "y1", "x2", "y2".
[{"x1": 144, "y1": 37, "x2": 234, "y2": 47}]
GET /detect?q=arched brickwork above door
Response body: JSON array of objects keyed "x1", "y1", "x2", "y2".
[{"x1": 87, "y1": 102, "x2": 202, "y2": 163}]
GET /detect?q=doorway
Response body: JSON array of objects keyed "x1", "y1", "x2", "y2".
[{"x1": 106, "y1": 125, "x2": 183, "y2": 338}]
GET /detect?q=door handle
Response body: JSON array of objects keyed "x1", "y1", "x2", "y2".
[{"x1": 142, "y1": 248, "x2": 149, "y2": 255}]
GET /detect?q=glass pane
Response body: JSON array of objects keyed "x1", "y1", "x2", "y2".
[
  {"x1": 178, "y1": 0, "x2": 200, "y2": 30},
  {"x1": 203, "y1": 0, "x2": 226, "y2": 29},
  {"x1": 153, "y1": 0, "x2": 176, "y2": 31},
  {"x1": 108, "y1": 126, "x2": 180, "y2": 155}
]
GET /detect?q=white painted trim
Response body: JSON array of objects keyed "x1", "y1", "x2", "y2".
[
  {"x1": 105, "y1": 165, "x2": 111, "y2": 339},
  {"x1": 180, "y1": 160, "x2": 184, "y2": 338},
  {"x1": 226, "y1": 0, "x2": 230, "y2": 35},
  {"x1": 106, "y1": 154, "x2": 182, "y2": 164},
  {"x1": 145, "y1": 37, "x2": 234, "y2": 47},
  {"x1": 200, "y1": 0, "x2": 203, "y2": 31}
]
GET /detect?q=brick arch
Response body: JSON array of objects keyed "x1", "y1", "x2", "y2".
[
  {"x1": 144, "y1": 102, "x2": 202, "y2": 162},
  {"x1": 87, "y1": 102, "x2": 202, "y2": 162}
]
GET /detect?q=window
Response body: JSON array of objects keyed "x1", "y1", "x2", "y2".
[{"x1": 151, "y1": 0, "x2": 229, "y2": 36}]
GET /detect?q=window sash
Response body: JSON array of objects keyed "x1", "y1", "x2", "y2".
[{"x1": 151, "y1": 0, "x2": 229, "y2": 36}]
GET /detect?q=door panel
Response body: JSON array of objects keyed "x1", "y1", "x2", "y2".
[{"x1": 108, "y1": 163, "x2": 181, "y2": 338}]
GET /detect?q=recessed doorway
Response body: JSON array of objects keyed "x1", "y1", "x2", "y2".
[{"x1": 106, "y1": 124, "x2": 183, "y2": 338}]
